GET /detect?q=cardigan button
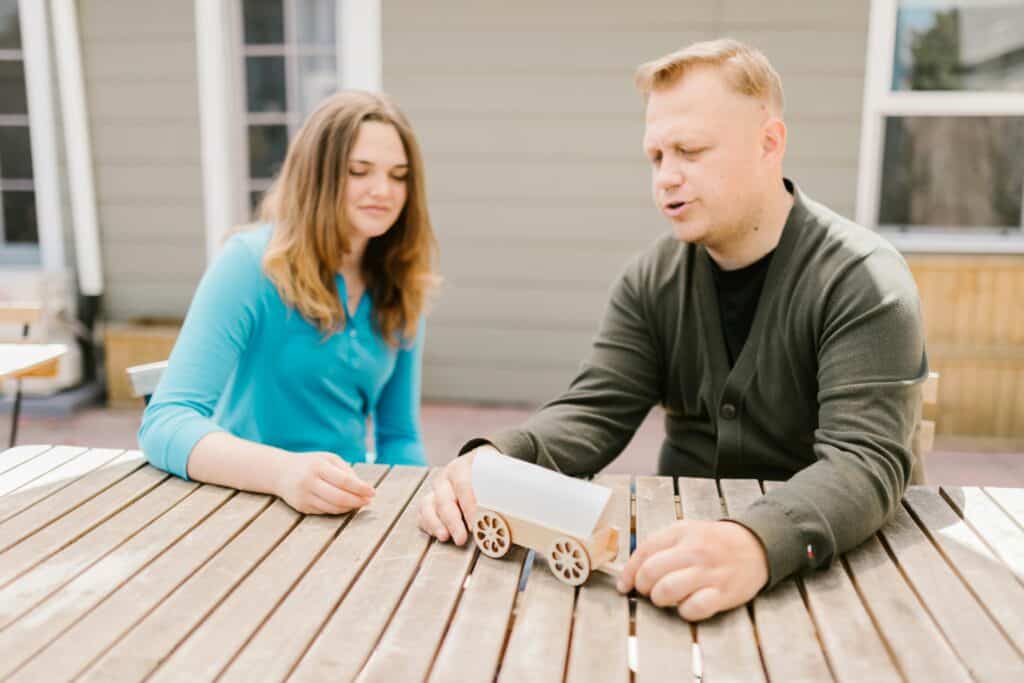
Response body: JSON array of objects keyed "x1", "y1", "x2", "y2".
[{"x1": 720, "y1": 403, "x2": 737, "y2": 420}]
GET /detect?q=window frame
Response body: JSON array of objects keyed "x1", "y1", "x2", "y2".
[
  {"x1": 856, "y1": 0, "x2": 1024, "y2": 253},
  {"x1": 196, "y1": 0, "x2": 381, "y2": 263},
  {"x1": 0, "y1": 38, "x2": 38, "y2": 261}
]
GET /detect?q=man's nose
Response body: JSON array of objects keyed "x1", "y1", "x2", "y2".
[{"x1": 654, "y1": 163, "x2": 683, "y2": 191}]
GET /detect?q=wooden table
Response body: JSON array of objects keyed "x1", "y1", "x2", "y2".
[
  {"x1": 0, "y1": 343, "x2": 66, "y2": 380},
  {"x1": 0, "y1": 446, "x2": 1022, "y2": 682}
]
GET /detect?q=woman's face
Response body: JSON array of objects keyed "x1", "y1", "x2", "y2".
[{"x1": 344, "y1": 121, "x2": 409, "y2": 243}]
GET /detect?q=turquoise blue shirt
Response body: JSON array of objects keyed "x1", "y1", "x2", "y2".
[{"x1": 138, "y1": 225, "x2": 426, "y2": 480}]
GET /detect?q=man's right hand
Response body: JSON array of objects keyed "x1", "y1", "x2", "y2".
[{"x1": 418, "y1": 445, "x2": 497, "y2": 544}]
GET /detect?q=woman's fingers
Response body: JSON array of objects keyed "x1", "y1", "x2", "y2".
[
  {"x1": 318, "y1": 460, "x2": 376, "y2": 499},
  {"x1": 313, "y1": 477, "x2": 372, "y2": 513}
]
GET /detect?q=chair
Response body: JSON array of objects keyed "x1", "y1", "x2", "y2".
[
  {"x1": 126, "y1": 360, "x2": 168, "y2": 405},
  {"x1": 0, "y1": 303, "x2": 60, "y2": 447},
  {"x1": 909, "y1": 372, "x2": 939, "y2": 485}
]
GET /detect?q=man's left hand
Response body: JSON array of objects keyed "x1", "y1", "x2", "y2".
[{"x1": 617, "y1": 519, "x2": 770, "y2": 621}]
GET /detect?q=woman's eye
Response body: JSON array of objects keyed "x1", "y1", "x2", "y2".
[
  {"x1": 391, "y1": 174, "x2": 408, "y2": 181},
  {"x1": 349, "y1": 169, "x2": 368, "y2": 176}
]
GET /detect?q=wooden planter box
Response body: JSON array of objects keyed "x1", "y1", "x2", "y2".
[{"x1": 103, "y1": 321, "x2": 180, "y2": 407}]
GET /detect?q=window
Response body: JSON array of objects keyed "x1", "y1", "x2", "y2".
[
  {"x1": 0, "y1": 0, "x2": 38, "y2": 261},
  {"x1": 241, "y1": 0, "x2": 340, "y2": 214},
  {"x1": 857, "y1": 0, "x2": 1024, "y2": 252}
]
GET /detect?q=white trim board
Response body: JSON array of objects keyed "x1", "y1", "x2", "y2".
[
  {"x1": 195, "y1": 0, "x2": 245, "y2": 264},
  {"x1": 18, "y1": 1, "x2": 65, "y2": 273},
  {"x1": 52, "y1": 0, "x2": 103, "y2": 296}
]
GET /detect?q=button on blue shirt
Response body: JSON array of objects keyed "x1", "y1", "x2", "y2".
[{"x1": 138, "y1": 225, "x2": 426, "y2": 480}]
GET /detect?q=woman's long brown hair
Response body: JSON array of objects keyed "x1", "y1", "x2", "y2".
[{"x1": 259, "y1": 90, "x2": 438, "y2": 345}]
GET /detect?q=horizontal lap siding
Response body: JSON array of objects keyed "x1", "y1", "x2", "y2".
[
  {"x1": 79, "y1": 0, "x2": 205, "y2": 320},
  {"x1": 385, "y1": 0, "x2": 870, "y2": 403}
]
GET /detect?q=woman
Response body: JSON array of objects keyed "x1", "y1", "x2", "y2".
[{"x1": 139, "y1": 91, "x2": 438, "y2": 515}]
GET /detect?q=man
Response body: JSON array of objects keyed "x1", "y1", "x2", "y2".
[{"x1": 418, "y1": 39, "x2": 927, "y2": 621}]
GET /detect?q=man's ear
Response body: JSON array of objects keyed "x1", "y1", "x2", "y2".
[{"x1": 761, "y1": 117, "x2": 787, "y2": 164}]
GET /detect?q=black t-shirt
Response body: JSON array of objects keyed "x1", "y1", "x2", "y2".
[{"x1": 709, "y1": 249, "x2": 775, "y2": 367}]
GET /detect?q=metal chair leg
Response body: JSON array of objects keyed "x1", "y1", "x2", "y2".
[{"x1": 9, "y1": 322, "x2": 30, "y2": 448}]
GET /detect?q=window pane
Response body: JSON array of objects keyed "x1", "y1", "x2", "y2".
[
  {"x1": 243, "y1": 0, "x2": 284, "y2": 45},
  {"x1": 0, "y1": 0, "x2": 20, "y2": 50},
  {"x1": 879, "y1": 116, "x2": 1024, "y2": 229},
  {"x1": 893, "y1": 2, "x2": 1024, "y2": 91},
  {"x1": 0, "y1": 125, "x2": 32, "y2": 179},
  {"x1": 297, "y1": 55, "x2": 337, "y2": 117},
  {"x1": 246, "y1": 56, "x2": 286, "y2": 112},
  {"x1": 296, "y1": 0, "x2": 336, "y2": 46},
  {"x1": 248, "y1": 124, "x2": 287, "y2": 178},
  {"x1": 2, "y1": 190, "x2": 37, "y2": 243},
  {"x1": 0, "y1": 61, "x2": 28, "y2": 115}
]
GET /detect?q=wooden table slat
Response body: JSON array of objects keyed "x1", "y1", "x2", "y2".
[
  {"x1": 146, "y1": 464, "x2": 390, "y2": 683},
  {"x1": 289, "y1": 468, "x2": 436, "y2": 682},
  {"x1": 565, "y1": 474, "x2": 632, "y2": 683},
  {"x1": 9, "y1": 490, "x2": 268, "y2": 682},
  {"x1": 696, "y1": 479, "x2": 767, "y2": 683},
  {"x1": 357, "y1": 529, "x2": 477, "y2": 681},
  {"x1": 943, "y1": 486, "x2": 1024, "y2": 584},
  {"x1": 0, "y1": 448, "x2": 126, "y2": 525},
  {"x1": 762, "y1": 482, "x2": 900, "y2": 683},
  {"x1": 984, "y1": 486, "x2": 1024, "y2": 529},
  {"x1": 219, "y1": 465, "x2": 426, "y2": 683},
  {"x1": 497, "y1": 553, "x2": 576, "y2": 683},
  {"x1": 0, "y1": 450, "x2": 145, "y2": 547},
  {"x1": 0, "y1": 479, "x2": 221, "y2": 679},
  {"x1": 880, "y1": 502, "x2": 1021, "y2": 680},
  {"x1": 735, "y1": 481, "x2": 834, "y2": 683},
  {"x1": 678, "y1": 476, "x2": 723, "y2": 520},
  {"x1": 0, "y1": 476, "x2": 197, "y2": 633},
  {"x1": 0, "y1": 444, "x2": 53, "y2": 477},
  {"x1": 0, "y1": 465, "x2": 169, "y2": 587},
  {"x1": 0, "y1": 445, "x2": 87, "y2": 497},
  {"x1": 845, "y1": 531, "x2": 970, "y2": 682},
  {"x1": 429, "y1": 547, "x2": 527, "y2": 682},
  {"x1": 77, "y1": 498, "x2": 298, "y2": 682},
  {"x1": 634, "y1": 476, "x2": 693, "y2": 683},
  {"x1": 903, "y1": 486, "x2": 1024, "y2": 656}
]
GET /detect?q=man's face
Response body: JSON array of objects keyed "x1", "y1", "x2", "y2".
[{"x1": 642, "y1": 67, "x2": 775, "y2": 248}]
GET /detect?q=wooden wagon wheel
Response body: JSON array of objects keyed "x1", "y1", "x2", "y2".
[
  {"x1": 547, "y1": 537, "x2": 591, "y2": 586},
  {"x1": 473, "y1": 510, "x2": 511, "y2": 558}
]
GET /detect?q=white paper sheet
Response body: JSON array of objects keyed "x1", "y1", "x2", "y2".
[{"x1": 472, "y1": 450, "x2": 613, "y2": 539}]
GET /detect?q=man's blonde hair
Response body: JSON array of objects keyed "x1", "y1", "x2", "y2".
[{"x1": 634, "y1": 39, "x2": 784, "y2": 115}]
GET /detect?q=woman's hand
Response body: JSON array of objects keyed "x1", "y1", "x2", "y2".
[{"x1": 276, "y1": 451, "x2": 376, "y2": 515}]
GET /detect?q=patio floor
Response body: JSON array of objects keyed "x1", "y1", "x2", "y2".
[{"x1": 9, "y1": 403, "x2": 1024, "y2": 487}]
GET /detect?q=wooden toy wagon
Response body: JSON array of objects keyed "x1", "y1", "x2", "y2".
[{"x1": 470, "y1": 451, "x2": 622, "y2": 586}]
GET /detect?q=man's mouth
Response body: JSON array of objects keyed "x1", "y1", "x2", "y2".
[{"x1": 664, "y1": 200, "x2": 690, "y2": 216}]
